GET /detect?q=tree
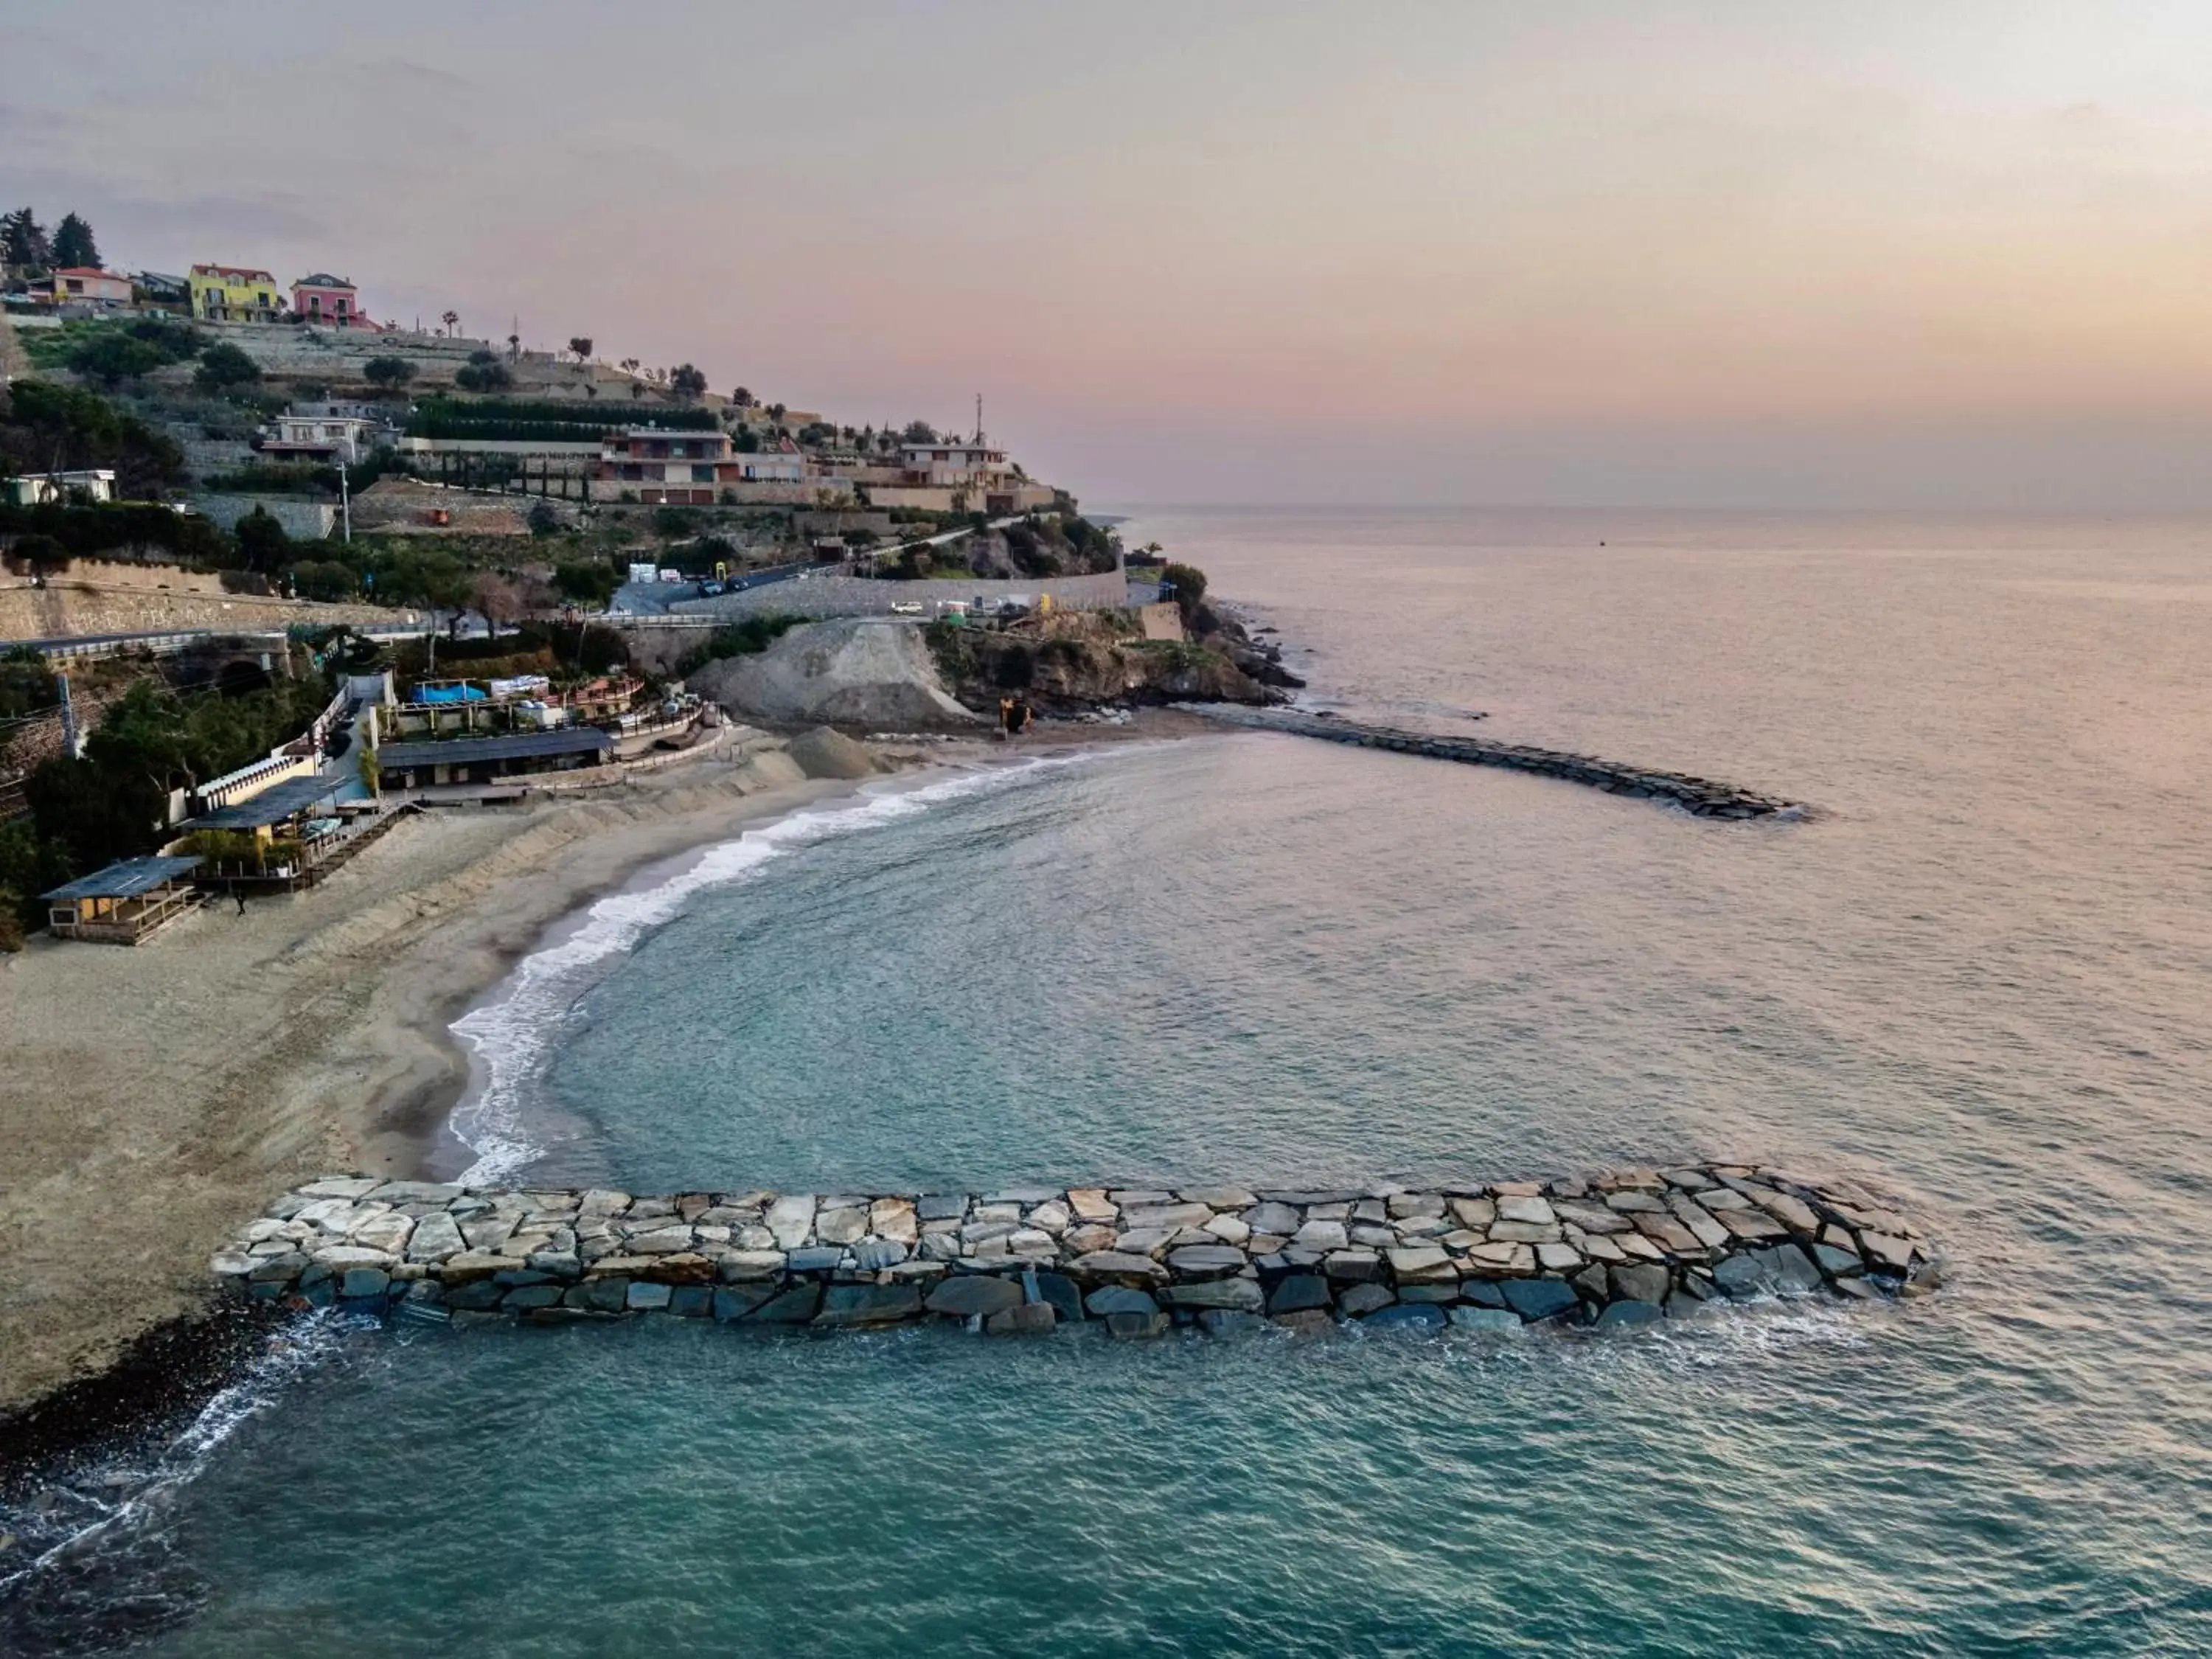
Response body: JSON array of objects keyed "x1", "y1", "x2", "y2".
[
  {"x1": 629, "y1": 381, "x2": 646, "y2": 402},
  {"x1": 234, "y1": 507, "x2": 290, "y2": 574},
  {"x1": 1161, "y1": 560, "x2": 1208, "y2": 623},
  {"x1": 902, "y1": 420, "x2": 937, "y2": 442},
  {"x1": 454, "y1": 361, "x2": 513, "y2": 392},
  {"x1": 669, "y1": 363, "x2": 707, "y2": 400},
  {"x1": 68, "y1": 332, "x2": 166, "y2": 386},
  {"x1": 1, "y1": 208, "x2": 49, "y2": 275},
  {"x1": 0, "y1": 380, "x2": 185, "y2": 497},
  {"x1": 527, "y1": 500, "x2": 561, "y2": 538},
  {"x1": 8, "y1": 535, "x2": 70, "y2": 577},
  {"x1": 470, "y1": 570, "x2": 523, "y2": 633},
  {"x1": 194, "y1": 342, "x2": 262, "y2": 392},
  {"x1": 441, "y1": 310, "x2": 460, "y2": 336},
  {"x1": 286, "y1": 559, "x2": 358, "y2": 601},
  {"x1": 731, "y1": 386, "x2": 754, "y2": 408},
  {"x1": 619, "y1": 358, "x2": 640, "y2": 377},
  {"x1": 50, "y1": 212, "x2": 99, "y2": 269},
  {"x1": 652, "y1": 504, "x2": 692, "y2": 539},
  {"x1": 568, "y1": 336, "x2": 593, "y2": 363},
  {"x1": 552, "y1": 558, "x2": 620, "y2": 608},
  {"x1": 363, "y1": 356, "x2": 416, "y2": 390}
]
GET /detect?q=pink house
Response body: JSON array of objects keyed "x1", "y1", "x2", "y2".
[
  {"x1": 46, "y1": 267, "x2": 133, "y2": 307},
  {"x1": 291, "y1": 272, "x2": 372, "y2": 327}
]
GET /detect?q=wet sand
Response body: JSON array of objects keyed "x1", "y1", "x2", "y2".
[
  {"x1": 0, "y1": 735, "x2": 866, "y2": 1418},
  {"x1": 0, "y1": 709, "x2": 1219, "y2": 1422}
]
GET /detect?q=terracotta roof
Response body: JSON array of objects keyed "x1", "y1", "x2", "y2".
[
  {"x1": 55, "y1": 267, "x2": 127, "y2": 280},
  {"x1": 190, "y1": 264, "x2": 276, "y2": 281}
]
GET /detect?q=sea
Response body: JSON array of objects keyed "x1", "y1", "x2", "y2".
[{"x1": 5, "y1": 507, "x2": 2211, "y2": 1656}]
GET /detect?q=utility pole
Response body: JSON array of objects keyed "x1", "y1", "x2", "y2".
[{"x1": 339, "y1": 459, "x2": 352, "y2": 544}]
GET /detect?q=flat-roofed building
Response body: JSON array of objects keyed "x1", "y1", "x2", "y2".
[
  {"x1": 43, "y1": 856, "x2": 203, "y2": 945},
  {"x1": 375, "y1": 726, "x2": 613, "y2": 791}
]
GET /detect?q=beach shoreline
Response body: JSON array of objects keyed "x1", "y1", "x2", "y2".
[
  {"x1": 0, "y1": 732, "x2": 866, "y2": 1427},
  {"x1": 0, "y1": 711, "x2": 1215, "y2": 1437}
]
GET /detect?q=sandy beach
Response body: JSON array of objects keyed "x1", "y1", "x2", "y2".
[
  {"x1": 0, "y1": 730, "x2": 897, "y2": 1418},
  {"x1": 0, "y1": 712, "x2": 1211, "y2": 1422}
]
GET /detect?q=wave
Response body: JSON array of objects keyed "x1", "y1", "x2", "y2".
[
  {"x1": 0, "y1": 1312, "x2": 361, "y2": 1648},
  {"x1": 447, "y1": 754, "x2": 1086, "y2": 1186}
]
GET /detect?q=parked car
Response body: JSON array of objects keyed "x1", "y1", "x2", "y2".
[
  {"x1": 700, "y1": 580, "x2": 727, "y2": 597},
  {"x1": 889, "y1": 600, "x2": 925, "y2": 615}
]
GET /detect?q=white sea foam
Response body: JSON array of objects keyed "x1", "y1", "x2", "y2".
[
  {"x1": 447, "y1": 754, "x2": 1084, "y2": 1185},
  {"x1": 0, "y1": 1311, "x2": 361, "y2": 1604}
]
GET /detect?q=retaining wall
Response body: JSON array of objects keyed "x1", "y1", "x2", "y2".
[
  {"x1": 194, "y1": 494, "x2": 338, "y2": 539},
  {"x1": 664, "y1": 565, "x2": 1135, "y2": 622},
  {"x1": 214, "y1": 1163, "x2": 1932, "y2": 1336}
]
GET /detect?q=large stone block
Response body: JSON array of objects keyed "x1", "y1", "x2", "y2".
[
  {"x1": 1499, "y1": 1279, "x2": 1579, "y2": 1322},
  {"x1": 814, "y1": 1284, "x2": 922, "y2": 1327},
  {"x1": 1158, "y1": 1278, "x2": 1265, "y2": 1312},
  {"x1": 926, "y1": 1276, "x2": 1024, "y2": 1319}
]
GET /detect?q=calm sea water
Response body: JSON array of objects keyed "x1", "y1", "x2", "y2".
[{"x1": 10, "y1": 507, "x2": 2212, "y2": 1656}]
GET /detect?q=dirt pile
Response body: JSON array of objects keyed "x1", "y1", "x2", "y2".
[{"x1": 687, "y1": 617, "x2": 984, "y2": 730}]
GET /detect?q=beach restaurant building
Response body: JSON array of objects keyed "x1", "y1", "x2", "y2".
[
  {"x1": 42, "y1": 855, "x2": 204, "y2": 945},
  {"x1": 375, "y1": 727, "x2": 613, "y2": 792}
]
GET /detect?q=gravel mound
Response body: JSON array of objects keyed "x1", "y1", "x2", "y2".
[
  {"x1": 787, "y1": 726, "x2": 880, "y2": 780},
  {"x1": 689, "y1": 618, "x2": 983, "y2": 730}
]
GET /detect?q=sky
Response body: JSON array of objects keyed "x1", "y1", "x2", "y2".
[{"x1": 11, "y1": 0, "x2": 2212, "y2": 509}]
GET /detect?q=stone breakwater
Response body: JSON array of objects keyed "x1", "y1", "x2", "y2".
[
  {"x1": 1195, "y1": 708, "x2": 1802, "y2": 820},
  {"x1": 212, "y1": 1164, "x2": 1932, "y2": 1337}
]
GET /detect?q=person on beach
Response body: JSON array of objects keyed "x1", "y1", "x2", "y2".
[{"x1": 234, "y1": 890, "x2": 247, "y2": 917}]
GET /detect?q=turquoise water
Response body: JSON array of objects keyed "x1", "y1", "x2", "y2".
[{"x1": 10, "y1": 509, "x2": 2212, "y2": 1654}]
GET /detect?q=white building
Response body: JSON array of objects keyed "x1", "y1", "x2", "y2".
[
  {"x1": 900, "y1": 441, "x2": 1009, "y2": 487},
  {"x1": 8, "y1": 468, "x2": 116, "y2": 506},
  {"x1": 262, "y1": 411, "x2": 395, "y2": 465}
]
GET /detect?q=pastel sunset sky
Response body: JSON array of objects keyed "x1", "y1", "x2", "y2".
[{"x1": 13, "y1": 0, "x2": 2212, "y2": 507}]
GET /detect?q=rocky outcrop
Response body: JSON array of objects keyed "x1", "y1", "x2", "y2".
[
  {"x1": 213, "y1": 1164, "x2": 1933, "y2": 1337},
  {"x1": 933, "y1": 617, "x2": 1278, "y2": 713},
  {"x1": 687, "y1": 617, "x2": 984, "y2": 730}
]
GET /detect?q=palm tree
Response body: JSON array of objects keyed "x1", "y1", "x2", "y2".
[{"x1": 441, "y1": 310, "x2": 459, "y2": 337}]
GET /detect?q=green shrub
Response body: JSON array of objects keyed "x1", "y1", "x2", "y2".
[
  {"x1": 675, "y1": 613, "x2": 800, "y2": 674},
  {"x1": 194, "y1": 342, "x2": 262, "y2": 392}
]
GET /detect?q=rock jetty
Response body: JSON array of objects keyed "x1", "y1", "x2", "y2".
[
  {"x1": 212, "y1": 1164, "x2": 1932, "y2": 1337},
  {"x1": 1196, "y1": 707, "x2": 1802, "y2": 819}
]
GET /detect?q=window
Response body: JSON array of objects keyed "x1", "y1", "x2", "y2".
[{"x1": 692, "y1": 465, "x2": 713, "y2": 483}]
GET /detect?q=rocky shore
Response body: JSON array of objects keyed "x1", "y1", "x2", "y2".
[
  {"x1": 213, "y1": 1164, "x2": 1933, "y2": 1337},
  {"x1": 1198, "y1": 708, "x2": 1804, "y2": 819}
]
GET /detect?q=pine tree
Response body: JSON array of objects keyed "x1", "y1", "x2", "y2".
[
  {"x1": 1, "y1": 207, "x2": 50, "y2": 274},
  {"x1": 50, "y1": 212, "x2": 99, "y2": 269}
]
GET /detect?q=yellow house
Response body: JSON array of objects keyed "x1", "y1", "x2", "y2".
[{"x1": 189, "y1": 263, "x2": 282, "y2": 322}]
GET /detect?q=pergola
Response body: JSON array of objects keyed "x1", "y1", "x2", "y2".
[{"x1": 43, "y1": 855, "x2": 204, "y2": 945}]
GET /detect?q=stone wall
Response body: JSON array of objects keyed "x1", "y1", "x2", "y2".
[
  {"x1": 0, "y1": 581, "x2": 422, "y2": 642},
  {"x1": 193, "y1": 494, "x2": 338, "y2": 539},
  {"x1": 212, "y1": 1163, "x2": 1934, "y2": 1336},
  {"x1": 1, "y1": 558, "x2": 229, "y2": 598},
  {"x1": 664, "y1": 564, "x2": 1134, "y2": 622}
]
